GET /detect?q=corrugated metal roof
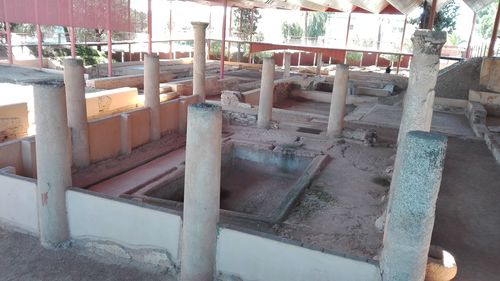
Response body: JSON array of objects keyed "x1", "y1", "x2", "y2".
[{"x1": 196, "y1": 0, "x2": 496, "y2": 14}]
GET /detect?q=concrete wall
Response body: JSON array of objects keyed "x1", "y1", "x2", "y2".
[
  {"x1": 436, "y1": 57, "x2": 482, "y2": 100},
  {"x1": 67, "y1": 189, "x2": 181, "y2": 262},
  {"x1": 88, "y1": 115, "x2": 122, "y2": 163},
  {"x1": 12, "y1": 58, "x2": 49, "y2": 68},
  {"x1": 216, "y1": 228, "x2": 381, "y2": 281},
  {"x1": 126, "y1": 108, "x2": 151, "y2": 148},
  {"x1": 86, "y1": 87, "x2": 140, "y2": 119},
  {"x1": 160, "y1": 100, "x2": 180, "y2": 135},
  {"x1": 0, "y1": 103, "x2": 29, "y2": 142},
  {"x1": 0, "y1": 139, "x2": 22, "y2": 173},
  {"x1": 241, "y1": 77, "x2": 302, "y2": 106},
  {"x1": 480, "y1": 57, "x2": 500, "y2": 93},
  {"x1": 469, "y1": 89, "x2": 500, "y2": 116},
  {"x1": 0, "y1": 174, "x2": 383, "y2": 280},
  {"x1": 86, "y1": 73, "x2": 174, "y2": 89},
  {"x1": 165, "y1": 76, "x2": 239, "y2": 97},
  {"x1": 0, "y1": 173, "x2": 38, "y2": 234}
]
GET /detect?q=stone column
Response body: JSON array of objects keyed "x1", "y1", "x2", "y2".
[
  {"x1": 283, "y1": 52, "x2": 291, "y2": 78},
  {"x1": 191, "y1": 22, "x2": 209, "y2": 102},
  {"x1": 180, "y1": 103, "x2": 222, "y2": 281},
  {"x1": 64, "y1": 58, "x2": 90, "y2": 167},
  {"x1": 327, "y1": 64, "x2": 349, "y2": 137},
  {"x1": 144, "y1": 54, "x2": 161, "y2": 141},
  {"x1": 257, "y1": 57, "x2": 275, "y2": 129},
  {"x1": 380, "y1": 131, "x2": 447, "y2": 281},
  {"x1": 397, "y1": 30, "x2": 446, "y2": 145},
  {"x1": 34, "y1": 82, "x2": 72, "y2": 248},
  {"x1": 316, "y1": 52, "x2": 323, "y2": 75}
]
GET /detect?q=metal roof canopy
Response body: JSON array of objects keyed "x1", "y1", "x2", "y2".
[{"x1": 192, "y1": 0, "x2": 497, "y2": 14}]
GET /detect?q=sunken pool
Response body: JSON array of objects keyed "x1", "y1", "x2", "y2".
[{"x1": 130, "y1": 140, "x2": 328, "y2": 223}]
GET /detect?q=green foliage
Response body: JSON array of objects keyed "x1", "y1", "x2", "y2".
[
  {"x1": 380, "y1": 54, "x2": 401, "y2": 63},
  {"x1": 346, "y1": 52, "x2": 362, "y2": 63},
  {"x1": 478, "y1": 0, "x2": 499, "y2": 39},
  {"x1": 282, "y1": 22, "x2": 304, "y2": 38},
  {"x1": 307, "y1": 12, "x2": 328, "y2": 38},
  {"x1": 76, "y1": 45, "x2": 108, "y2": 66},
  {"x1": 409, "y1": 0, "x2": 459, "y2": 32},
  {"x1": 233, "y1": 8, "x2": 261, "y2": 40},
  {"x1": 447, "y1": 33, "x2": 465, "y2": 46},
  {"x1": 434, "y1": 0, "x2": 459, "y2": 33},
  {"x1": 209, "y1": 41, "x2": 222, "y2": 59}
]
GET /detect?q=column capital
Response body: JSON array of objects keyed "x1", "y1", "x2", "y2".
[
  {"x1": 191, "y1": 21, "x2": 209, "y2": 29},
  {"x1": 263, "y1": 56, "x2": 275, "y2": 64},
  {"x1": 63, "y1": 58, "x2": 84, "y2": 67},
  {"x1": 144, "y1": 53, "x2": 159, "y2": 59},
  {"x1": 411, "y1": 29, "x2": 447, "y2": 55}
]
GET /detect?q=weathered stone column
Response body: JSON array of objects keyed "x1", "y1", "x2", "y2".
[
  {"x1": 144, "y1": 54, "x2": 161, "y2": 141},
  {"x1": 191, "y1": 22, "x2": 209, "y2": 102},
  {"x1": 381, "y1": 131, "x2": 447, "y2": 281},
  {"x1": 257, "y1": 57, "x2": 275, "y2": 129},
  {"x1": 181, "y1": 103, "x2": 222, "y2": 281},
  {"x1": 283, "y1": 52, "x2": 291, "y2": 78},
  {"x1": 327, "y1": 64, "x2": 349, "y2": 137},
  {"x1": 316, "y1": 52, "x2": 323, "y2": 75},
  {"x1": 64, "y1": 58, "x2": 90, "y2": 167},
  {"x1": 34, "y1": 82, "x2": 72, "y2": 248},
  {"x1": 397, "y1": 30, "x2": 446, "y2": 145}
]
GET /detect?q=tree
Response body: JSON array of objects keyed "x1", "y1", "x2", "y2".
[
  {"x1": 478, "y1": 0, "x2": 499, "y2": 39},
  {"x1": 233, "y1": 8, "x2": 261, "y2": 61},
  {"x1": 434, "y1": 0, "x2": 459, "y2": 32},
  {"x1": 233, "y1": 8, "x2": 261, "y2": 41},
  {"x1": 281, "y1": 22, "x2": 303, "y2": 39},
  {"x1": 307, "y1": 12, "x2": 328, "y2": 38},
  {"x1": 411, "y1": 0, "x2": 459, "y2": 32}
]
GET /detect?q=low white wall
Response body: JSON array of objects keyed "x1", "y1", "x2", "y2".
[
  {"x1": 217, "y1": 228, "x2": 381, "y2": 281},
  {"x1": 86, "y1": 87, "x2": 140, "y2": 118},
  {"x1": 67, "y1": 189, "x2": 182, "y2": 260},
  {"x1": 0, "y1": 173, "x2": 38, "y2": 234}
]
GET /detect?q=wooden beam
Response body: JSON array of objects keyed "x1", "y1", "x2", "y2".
[
  {"x1": 488, "y1": 0, "x2": 500, "y2": 57},
  {"x1": 427, "y1": 0, "x2": 437, "y2": 30}
]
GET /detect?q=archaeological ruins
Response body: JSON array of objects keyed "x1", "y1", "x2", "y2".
[{"x1": 1, "y1": 0, "x2": 500, "y2": 280}]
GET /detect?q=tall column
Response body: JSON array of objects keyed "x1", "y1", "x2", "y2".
[
  {"x1": 257, "y1": 57, "x2": 275, "y2": 129},
  {"x1": 381, "y1": 131, "x2": 447, "y2": 281},
  {"x1": 191, "y1": 22, "x2": 209, "y2": 102},
  {"x1": 144, "y1": 54, "x2": 161, "y2": 140},
  {"x1": 397, "y1": 30, "x2": 446, "y2": 146},
  {"x1": 283, "y1": 52, "x2": 291, "y2": 78},
  {"x1": 316, "y1": 52, "x2": 323, "y2": 75},
  {"x1": 180, "y1": 103, "x2": 222, "y2": 281},
  {"x1": 64, "y1": 58, "x2": 90, "y2": 167},
  {"x1": 327, "y1": 64, "x2": 349, "y2": 137},
  {"x1": 34, "y1": 82, "x2": 72, "y2": 248}
]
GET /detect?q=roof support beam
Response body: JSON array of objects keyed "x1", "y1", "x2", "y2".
[
  {"x1": 427, "y1": 0, "x2": 437, "y2": 29},
  {"x1": 488, "y1": 0, "x2": 500, "y2": 57},
  {"x1": 466, "y1": 12, "x2": 476, "y2": 58},
  {"x1": 220, "y1": 0, "x2": 228, "y2": 79},
  {"x1": 148, "y1": 0, "x2": 152, "y2": 55},
  {"x1": 107, "y1": 0, "x2": 112, "y2": 77}
]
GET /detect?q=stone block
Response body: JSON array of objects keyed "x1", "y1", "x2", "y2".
[
  {"x1": 479, "y1": 57, "x2": 500, "y2": 93},
  {"x1": 468, "y1": 89, "x2": 500, "y2": 117}
]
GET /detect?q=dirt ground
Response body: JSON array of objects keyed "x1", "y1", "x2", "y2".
[
  {"x1": 432, "y1": 137, "x2": 500, "y2": 281},
  {"x1": 0, "y1": 227, "x2": 173, "y2": 281}
]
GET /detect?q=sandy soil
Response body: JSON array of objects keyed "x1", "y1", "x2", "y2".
[{"x1": 0, "y1": 227, "x2": 174, "y2": 281}]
